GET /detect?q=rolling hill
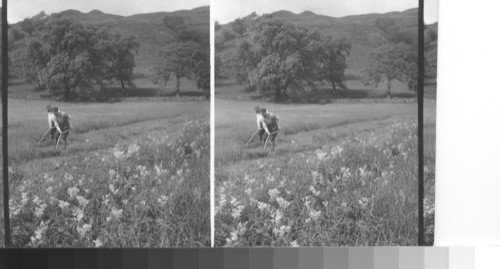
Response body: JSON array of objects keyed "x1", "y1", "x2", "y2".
[
  {"x1": 11, "y1": 6, "x2": 209, "y2": 73},
  {"x1": 216, "y1": 8, "x2": 418, "y2": 70}
]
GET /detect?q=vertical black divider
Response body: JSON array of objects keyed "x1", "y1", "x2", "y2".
[
  {"x1": 2, "y1": 0, "x2": 11, "y2": 248},
  {"x1": 418, "y1": 0, "x2": 425, "y2": 246}
]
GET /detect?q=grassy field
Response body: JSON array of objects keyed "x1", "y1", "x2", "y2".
[
  {"x1": 215, "y1": 95, "x2": 423, "y2": 246},
  {"x1": 215, "y1": 74, "x2": 416, "y2": 102},
  {"x1": 0, "y1": 98, "x2": 210, "y2": 247},
  {"x1": 423, "y1": 96, "x2": 436, "y2": 245},
  {"x1": 7, "y1": 77, "x2": 206, "y2": 102}
]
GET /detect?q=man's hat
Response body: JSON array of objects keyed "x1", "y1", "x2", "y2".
[
  {"x1": 254, "y1": 106, "x2": 266, "y2": 113},
  {"x1": 46, "y1": 105, "x2": 58, "y2": 112}
]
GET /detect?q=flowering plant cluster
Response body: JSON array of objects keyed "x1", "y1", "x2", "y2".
[
  {"x1": 215, "y1": 120, "x2": 420, "y2": 246},
  {"x1": 5, "y1": 120, "x2": 210, "y2": 247}
]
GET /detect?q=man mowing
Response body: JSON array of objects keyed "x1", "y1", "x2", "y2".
[
  {"x1": 248, "y1": 106, "x2": 279, "y2": 151},
  {"x1": 44, "y1": 105, "x2": 71, "y2": 149}
]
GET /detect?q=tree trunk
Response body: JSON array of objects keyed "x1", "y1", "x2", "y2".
[
  {"x1": 64, "y1": 86, "x2": 70, "y2": 101},
  {"x1": 274, "y1": 87, "x2": 281, "y2": 102},
  {"x1": 175, "y1": 76, "x2": 181, "y2": 98},
  {"x1": 331, "y1": 81, "x2": 338, "y2": 98},
  {"x1": 386, "y1": 79, "x2": 392, "y2": 99},
  {"x1": 120, "y1": 79, "x2": 127, "y2": 97}
]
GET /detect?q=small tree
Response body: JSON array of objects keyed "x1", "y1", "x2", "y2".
[
  {"x1": 375, "y1": 16, "x2": 414, "y2": 45},
  {"x1": 153, "y1": 41, "x2": 202, "y2": 97},
  {"x1": 19, "y1": 11, "x2": 47, "y2": 36},
  {"x1": 193, "y1": 50, "x2": 210, "y2": 99},
  {"x1": 424, "y1": 28, "x2": 438, "y2": 79},
  {"x1": 214, "y1": 21, "x2": 221, "y2": 31},
  {"x1": 233, "y1": 40, "x2": 259, "y2": 89},
  {"x1": 163, "y1": 16, "x2": 187, "y2": 35},
  {"x1": 163, "y1": 15, "x2": 202, "y2": 43},
  {"x1": 318, "y1": 37, "x2": 351, "y2": 97},
  {"x1": 231, "y1": 18, "x2": 247, "y2": 37},
  {"x1": 99, "y1": 34, "x2": 140, "y2": 96},
  {"x1": 362, "y1": 42, "x2": 417, "y2": 98}
]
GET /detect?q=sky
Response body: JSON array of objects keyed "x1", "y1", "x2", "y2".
[
  {"x1": 7, "y1": 0, "x2": 438, "y2": 25},
  {"x1": 214, "y1": 0, "x2": 438, "y2": 24},
  {"x1": 8, "y1": 0, "x2": 209, "y2": 23}
]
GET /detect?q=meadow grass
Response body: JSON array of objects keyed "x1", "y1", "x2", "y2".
[
  {"x1": 215, "y1": 78, "x2": 415, "y2": 102},
  {"x1": 215, "y1": 99, "x2": 420, "y2": 246},
  {"x1": 423, "y1": 97, "x2": 436, "y2": 245},
  {"x1": 0, "y1": 99, "x2": 210, "y2": 247}
]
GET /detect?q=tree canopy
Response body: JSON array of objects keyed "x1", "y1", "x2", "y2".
[
  {"x1": 362, "y1": 42, "x2": 418, "y2": 98},
  {"x1": 16, "y1": 17, "x2": 139, "y2": 100},
  {"x1": 424, "y1": 27, "x2": 438, "y2": 79},
  {"x1": 232, "y1": 18, "x2": 351, "y2": 101},
  {"x1": 317, "y1": 37, "x2": 351, "y2": 97},
  {"x1": 152, "y1": 41, "x2": 207, "y2": 97},
  {"x1": 232, "y1": 18, "x2": 247, "y2": 37},
  {"x1": 98, "y1": 33, "x2": 140, "y2": 96}
]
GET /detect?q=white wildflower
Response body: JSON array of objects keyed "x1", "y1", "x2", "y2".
[
  {"x1": 257, "y1": 202, "x2": 270, "y2": 211},
  {"x1": 309, "y1": 209, "x2": 321, "y2": 221},
  {"x1": 276, "y1": 197, "x2": 290, "y2": 209},
  {"x1": 127, "y1": 143, "x2": 140, "y2": 155},
  {"x1": 35, "y1": 204, "x2": 47, "y2": 218},
  {"x1": 278, "y1": 225, "x2": 291, "y2": 237},
  {"x1": 231, "y1": 205, "x2": 245, "y2": 219},
  {"x1": 21, "y1": 192, "x2": 29, "y2": 206},
  {"x1": 309, "y1": 186, "x2": 320, "y2": 196},
  {"x1": 59, "y1": 200, "x2": 70, "y2": 210},
  {"x1": 33, "y1": 195, "x2": 42, "y2": 205},
  {"x1": 158, "y1": 195, "x2": 168, "y2": 206},
  {"x1": 316, "y1": 150, "x2": 327, "y2": 160},
  {"x1": 76, "y1": 196, "x2": 89, "y2": 208},
  {"x1": 245, "y1": 188, "x2": 252, "y2": 196},
  {"x1": 274, "y1": 209, "x2": 283, "y2": 223},
  {"x1": 93, "y1": 238, "x2": 103, "y2": 247},
  {"x1": 67, "y1": 187, "x2": 80, "y2": 199},
  {"x1": 108, "y1": 184, "x2": 119, "y2": 195},
  {"x1": 77, "y1": 223, "x2": 92, "y2": 237},
  {"x1": 73, "y1": 208, "x2": 85, "y2": 222},
  {"x1": 110, "y1": 207, "x2": 123, "y2": 219},
  {"x1": 268, "y1": 188, "x2": 280, "y2": 200},
  {"x1": 113, "y1": 148, "x2": 125, "y2": 159},
  {"x1": 358, "y1": 197, "x2": 369, "y2": 208}
]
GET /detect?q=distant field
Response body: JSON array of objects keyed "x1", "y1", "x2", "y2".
[
  {"x1": 215, "y1": 98, "x2": 423, "y2": 246},
  {"x1": 0, "y1": 98, "x2": 210, "y2": 247},
  {"x1": 215, "y1": 78, "x2": 415, "y2": 102},
  {"x1": 7, "y1": 77, "x2": 205, "y2": 101}
]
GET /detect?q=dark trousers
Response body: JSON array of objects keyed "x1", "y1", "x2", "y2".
[{"x1": 258, "y1": 129, "x2": 266, "y2": 141}]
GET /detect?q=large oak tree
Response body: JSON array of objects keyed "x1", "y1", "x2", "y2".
[
  {"x1": 19, "y1": 18, "x2": 107, "y2": 100},
  {"x1": 235, "y1": 18, "x2": 323, "y2": 101}
]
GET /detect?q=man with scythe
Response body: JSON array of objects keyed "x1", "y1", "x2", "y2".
[
  {"x1": 247, "y1": 106, "x2": 279, "y2": 150},
  {"x1": 39, "y1": 105, "x2": 71, "y2": 149}
]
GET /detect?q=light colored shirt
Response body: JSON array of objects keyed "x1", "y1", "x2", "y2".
[
  {"x1": 48, "y1": 112, "x2": 61, "y2": 132},
  {"x1": 48, "y1": 111, "x2": 70, "y2": 133},
  {"x1": 257, "y1": 112, "x2": 277, "y2": 134},
  {"x1": 256, "y1": 114, "x2": 265, "y2": 129}
]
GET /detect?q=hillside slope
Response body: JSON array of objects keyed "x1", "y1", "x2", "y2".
[
  {"x1": 12, "y1": 6, "x2": 209, "y2": 72},
  {"x1": 216, "y1": 8, "x2": 418, "y2": 70}
]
